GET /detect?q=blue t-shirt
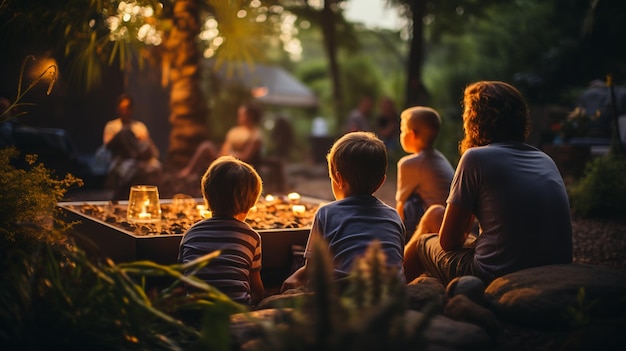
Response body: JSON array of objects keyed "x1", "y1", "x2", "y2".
[{"x1": 304, "y1": 194, "x2": 405, "y2": 280}]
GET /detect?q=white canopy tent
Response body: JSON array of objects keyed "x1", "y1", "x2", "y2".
[{"x1": 206, "y1": 60, "x2": 318, "y2": 108}]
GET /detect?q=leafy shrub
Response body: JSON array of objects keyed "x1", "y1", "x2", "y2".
[
  {"x1": 0, "y1": 239, "x2": 244, "y2": 350},
  {"x1": 247, "y1": 240, "x2": 434, "y2": 351},
  {"x1": 569, "y1": 154, "x2": 626, "y2": 219},
  {"x1": 0, "y1": 147, "x2": 82, "y2": 252},
  {"x1": 0, "y1": 146, "x2": 243, "y2": 350}
]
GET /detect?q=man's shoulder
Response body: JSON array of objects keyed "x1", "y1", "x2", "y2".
[{"x1": 104, "y1": 118, "x2": 121, "y2": 126}]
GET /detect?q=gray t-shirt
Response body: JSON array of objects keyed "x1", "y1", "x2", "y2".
[
  {"x1": 448, "y1": 142, "x2": 573, "y2": 280},
  {"x1": 395, "y1": 148, "x2": 455, "y2": 207}
]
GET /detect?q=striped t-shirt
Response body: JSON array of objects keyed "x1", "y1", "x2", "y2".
[{"x1": 178, "y1": 216, "x2": 262, "y2": 305}]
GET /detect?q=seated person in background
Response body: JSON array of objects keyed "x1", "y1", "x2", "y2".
[
  {"x1": 395, "y1": 106, "x2": 454, "y2": 242},
  {"x1": 376, "y1": 96, "x2": 400, "y2": 152},
  {"x1": 403, "y1": 81, "x2": 573, "y2": 285},
  {"x1": 178, "y1": 155, "x2": 265, "y2": 306},
  {"x1": 103, "y1": 93, "x2": 161, "y2": 200},
  {"x1": 343, "y1": 96, "x2": 373, "y2": 133},
  {"x1": 177, "y1": 101, "x2": 264, "y2": 179},
  {"x1": 281, "y1": 132, "x2": 406, "y2": 292}
]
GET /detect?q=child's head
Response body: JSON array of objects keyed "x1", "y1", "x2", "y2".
[
  {"x1": 399, "y1": 106, "x2": 441, "y2": 153},
  {"x1": 201, "y1": 155, "x2": 263, "y2": 217},
  {"x1": 327, "y1": 131, "x2": 387, "y2": 196}
]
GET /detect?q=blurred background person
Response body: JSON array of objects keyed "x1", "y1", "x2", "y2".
[
  {"x1": 102, "y1": 93, "x2": 161, "y2": 200},
  {"x1": 376, "y1": 96, "x2": 400, "y2": 152}
]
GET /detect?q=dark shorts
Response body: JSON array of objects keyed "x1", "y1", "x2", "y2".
[{"x1": 416, "y1": 233, "x2": 486, "y2": 285}]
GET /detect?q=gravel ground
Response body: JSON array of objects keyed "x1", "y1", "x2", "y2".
[{"x1": 570, "y1": 215, "x2": 626, "y2": 273}]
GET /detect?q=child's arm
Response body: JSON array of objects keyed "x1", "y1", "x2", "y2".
[
  {"x1": 280, "y1": 264, "x2": 307, "y2": 292},
  {"x1": 250, "y1": 269, "x2": 264, "y2": 305}
]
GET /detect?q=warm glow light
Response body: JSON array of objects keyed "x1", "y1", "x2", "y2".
[
  {"x1": 252, "y1": 87, "x2": 268, "y2": 98},
  {"x1": 292, "y1": 205, "x2": 306, "y2": 215},
  {"x1": 196, "y1": 204, "x2": 212, "y2": 219},
  {"x1": 265, "y1": 194, "x2": 275, "y2": 202},
  {"x1": 27, "y1": 56, "x2": 58, "y2": 83},
  {"x1": 127, "y1": 185, "x2": 161, "y2": 223},
  {"x1": 287, "y1": 192, "x2": 301, "y2": 202}
]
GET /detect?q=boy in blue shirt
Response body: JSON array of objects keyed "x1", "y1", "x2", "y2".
[{"x1": 282, "y1": 132, "x2": 405, "y2": 291}]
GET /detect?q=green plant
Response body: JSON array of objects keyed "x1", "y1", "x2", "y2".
[
  {"x1": 0, "y1": 147, "x2": 83, "y2": 251},
  {"x1": 0, "y1": 55, "x2": 57, "y2": 123},
  {"x1": 568, "y1": 154, "x2": 626, "y2": 219},
  {"x1": 248, "y1": 240, "x2": 435, "y2": 351},
  {"x1": 565, "y1": 287, "x2": 597, "y2": 328},
  {"x1": 0, "y1": 239, "x2": 244, "y2": 350}
]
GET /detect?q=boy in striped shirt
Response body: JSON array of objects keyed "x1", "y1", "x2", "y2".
[{"x1": 178, "y1": 155, "x2": 264, "y2": 306}]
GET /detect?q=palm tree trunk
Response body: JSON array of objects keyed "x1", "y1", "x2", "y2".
[
  {"x1": 163, "y1": 0, "x2": 210, "y2": 169},
  {"x1": 404, "y1": 0, "x2": 429, "y2": 108},
  {"x1": 320, "y1": 0, "x2": 343, "y2": 129}
]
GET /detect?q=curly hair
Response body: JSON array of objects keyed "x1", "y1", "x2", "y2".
[{"x1": 459, "y1": 81, "x2": 531, "y2": 154}]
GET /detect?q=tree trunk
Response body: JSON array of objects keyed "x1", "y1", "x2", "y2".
[
  {"x1": 320, "y1": 0, "x2": 343, "y2": 130},
  {"x1": 163, "y1": 0, "x2": 210, "y2": 169},
  {"x1": 404, "y1": 0, "x2": 429, "y2": 108}
]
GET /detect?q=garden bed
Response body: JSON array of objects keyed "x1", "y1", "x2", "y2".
[{"x1": 57, "y1": 195, "x2": 324, "y2": 287}]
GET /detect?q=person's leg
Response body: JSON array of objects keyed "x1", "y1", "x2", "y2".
[
  {"x1": 177, "y1": 141, "x2": 217, "y2": 178},
  {"x1": 403, "y1": 205, "x2": 445, "y2": 282},
  {"x1": 415, "y1": 204, "x2": 445, "y2": 235},
  {"x1": 403, "y1": 194, "x2": 425, "y2": 243}
]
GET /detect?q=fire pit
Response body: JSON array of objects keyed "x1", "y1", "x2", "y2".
[{"x1": 57, "y1": 194, "x2": 324, "y2": 284}]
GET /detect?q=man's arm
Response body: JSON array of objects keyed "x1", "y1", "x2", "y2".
[{"x1": 439, "y1": 203, "x2": 473, "y2": 251}]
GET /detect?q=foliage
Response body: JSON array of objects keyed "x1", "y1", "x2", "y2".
[
  {"x1": 0, "y1": 55, "x2": 57, "y2": 123},
  {"x1": 247, "y1": 240, "x2": 436, "y2": 350},
  {"x1": 558, "y1": 107, "x2": 594, "y2": 141},
  {"x1": 565, "y1": 287, "x2": 597, "y2": 328},
  {"x1": 0, "y1": 238, "x2": 244, "y2": 350},
  {"x1": 569, "y1": 154, "x2": 626, "y2": 219},
  {"x1": 0, "y1": 147, "x2": 83, "y2": 251}
]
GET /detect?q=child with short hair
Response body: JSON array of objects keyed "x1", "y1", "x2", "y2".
[
  {"x1": 178, "y1": 155, "x2": 264, "y2": 306},
  {"x1": 395, "y1": 106, "x2": 455, "y2": 241},
  {"x1": 281, "y1": 132, "x2": 406, "y2": 291}
]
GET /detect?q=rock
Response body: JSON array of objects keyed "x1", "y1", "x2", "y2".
[
  {"x1": 445, "y1": 275, "x2": 485, "y2": 304},
  {"x1": 407, "y1": 276, "x2": 445, "y2": 312},
  {"x1": 484, "y1": 263, "x2": 626, "y2": 330},
  {"x1": 443, "y1": 294, "x2": 500, "y2": 337},
  {"x1": 255, "y1": 290, "x2": 311, "y2": 310},
  {"x1": 230, "y1": 308, "x2": 294, "y2": 348},
  {"x1": 405, "y1": 310, "x2": 493, "y2": 350}
]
